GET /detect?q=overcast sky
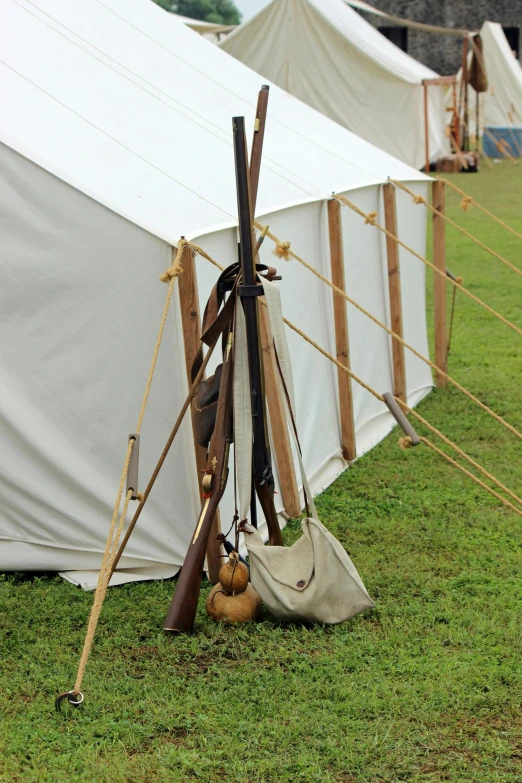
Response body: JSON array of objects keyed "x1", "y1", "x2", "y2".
[{"x1": 235, "y1": 0, "x2": 269, "y2": 21}]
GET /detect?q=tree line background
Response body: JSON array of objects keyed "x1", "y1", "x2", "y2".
[{"x1": 153, "y1": 0, "x2": 241, "y2": 25}]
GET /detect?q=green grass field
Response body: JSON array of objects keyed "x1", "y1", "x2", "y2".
[{"x1": 1, "y1": 162, "x2": 521, "y2": 783}]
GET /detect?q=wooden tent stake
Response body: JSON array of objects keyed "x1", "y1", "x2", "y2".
[
  {"x1": 382, "y1": 184, "x2": 406, "y2": 402},
  {"x1": 327, "y1": 199, "x2": 356, "y2": 461},
  {"x1": 432, "y1": 180, "x2": 448, "y2": 387},
  {"x1": 177, "y1": 244, "x2": 222, "y2": 583}
]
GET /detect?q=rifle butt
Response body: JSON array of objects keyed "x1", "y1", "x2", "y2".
[{"x1": 163, "y1": 504, "x2": 218, "y2": 633}]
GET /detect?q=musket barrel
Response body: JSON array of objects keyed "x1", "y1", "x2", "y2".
[{"x1": 233, "y1": 116, "x2": 283, "y2": 546}]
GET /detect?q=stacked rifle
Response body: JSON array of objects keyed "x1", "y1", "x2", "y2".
[{"x1": 163, "y1": 88, "x2": 284, "y2": 632}]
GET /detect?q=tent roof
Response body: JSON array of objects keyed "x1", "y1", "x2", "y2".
[
  {"x1": 224, "y1": 0, "x2": 439, "y2": 86},
  {"x1": 0, "y1": 0, "x2": 428, "y2": 246}
]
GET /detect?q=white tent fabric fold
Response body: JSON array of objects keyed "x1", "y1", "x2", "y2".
[
  {"x1": 0, "y1": 0, "x2": 432, "y2": 587},
  {"x1": 219, "y1": 0, "x2": 450, "y2": 170}
]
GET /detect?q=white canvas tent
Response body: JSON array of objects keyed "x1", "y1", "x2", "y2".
[
  {"x1": 219, "y1": 0, "x2": 450, "y2": 170},
  {"x1": 469, "y1": 22, "x2": 522, "y2": 130},
  {"x1": 0, "y1": 0, "x2": 432, "y2": 587}
]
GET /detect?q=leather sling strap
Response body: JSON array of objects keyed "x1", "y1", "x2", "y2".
[
  {"x1": 191, "y1": 264, "x2": 239, "y2": 385},
  {"x1": 191, "y1": 262, "x2": 279, "y2": 384}
]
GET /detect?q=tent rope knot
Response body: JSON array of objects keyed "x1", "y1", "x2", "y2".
[
  {"x1": 159, "y1": 239, "x2": 186, "y2": 283},
  {"x1": 456, "y1": 276, "x2": 464, "y2": 285},
  {"x1": 460, "y1": 196, "x2": 473, "y2": 211},
  {"x1": 413, "y1": 195, "x2": 425, "y2": 205},
  {"x1": 399, "y1": 436, "x2": 413, "y2": 450},
  {"x1": 159, "y1": 265, "x2": 183, "y2": 283},
  {"x1": 273, "y1": 240, "x2": 292, "y2": 260},
  {"x1": 364, "y1": 211, "x2": 377, "y2": 225}
]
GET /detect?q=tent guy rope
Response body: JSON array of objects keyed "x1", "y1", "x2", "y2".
[
  {"x1": 60, "y1": 223, "x2": 522, "y2": 708},
  {"x1": 253, "y1": 220, "x2": 522, "y2": 443},
  {"x1": 437, "y1": 177, "x2": 522, "y2": 243},
  {"x1": 390, "y1": 180, "x2": 522, "y2": 277},
  {"x1": 335, "y1": 194, "x2": 522, "y2": 337},
  {"x1": 57, "y1": 241, "x2": 186, "y2": 710},
  {"x1": 284, "y1": 317, "x2": 522, "y2": 518},
  {"x1": 191, "y1": 242, "x2": 522, "y2": 515}
]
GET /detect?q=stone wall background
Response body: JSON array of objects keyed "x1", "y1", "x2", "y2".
[{"x1": 357, "y1": 1, "x2": 522, "y2": 75}]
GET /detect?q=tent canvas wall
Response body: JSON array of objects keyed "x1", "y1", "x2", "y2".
[
  {"x1": 468, "y1": 22, "x2": 522, "y2": 131},
  {"x1": 219, "y1": 0, "x2": 450, "y2": 170},
  {"x1": 0, "y1": 0, "x2": 432, "y2": 587}
]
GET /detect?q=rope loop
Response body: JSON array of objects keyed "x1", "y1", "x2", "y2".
[
  {"x1": 273, "y1": 240, "x2": 292, "y2": 260},
  {"x1": 460, "y1": 196, "x2": 473, "y2": 211},
  {"x1": 399, "y1": 436, "x2": 413, "y2": 450}
]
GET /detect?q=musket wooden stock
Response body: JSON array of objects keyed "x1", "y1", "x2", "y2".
[{"x1": 164, "y1": 326, "x2": 235, "y2": 633}]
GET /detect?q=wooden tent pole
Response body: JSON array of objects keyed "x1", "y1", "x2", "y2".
[
  {"x1": 423, "y1": 83, "x2": 430, "y2": 172},
  {"x1": 327, "y1": 198, "x2": 356, "y2": 461},
  {"x1": 432, "y1": 181, "x2": 448, "y2": 387},
  {"x1": 178, "y1": 244, "x2": 222, "y2": 583},
  {"x1": 383, "y1": 184, "x2": 407, "y2": 402}
]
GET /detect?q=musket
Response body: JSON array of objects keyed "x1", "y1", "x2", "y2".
[
  {"x1": 164, "y1": 282, "x2": 237, "y2": 633},
  {"x1": 164, "y1": 92, "x2": 282, "y2": 632},
  {"x1": 233, "y1": 114, "x2": 283, "y2": 546}
]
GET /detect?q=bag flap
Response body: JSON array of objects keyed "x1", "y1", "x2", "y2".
[{"x1": 244, "y1": 520, "x2": 315, "y2": 591}]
